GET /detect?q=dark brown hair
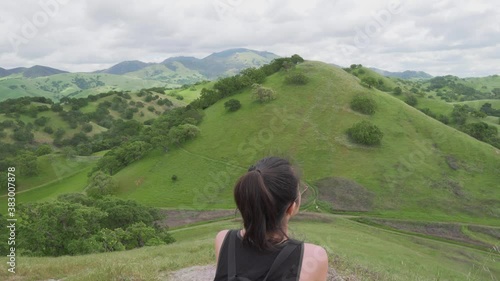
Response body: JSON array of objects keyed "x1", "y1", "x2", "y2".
[{"x1": 234, "y1": 157, "x2": 299, "y2": 251}]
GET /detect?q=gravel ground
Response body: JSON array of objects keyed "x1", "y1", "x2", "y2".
[{"x1": 166, "y1": 264, "x2": 350, "y2": 281}]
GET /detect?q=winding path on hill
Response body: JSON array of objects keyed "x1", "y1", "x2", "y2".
[{"x1": 0, "y1": 165, "x2": 92, "y2": 198}]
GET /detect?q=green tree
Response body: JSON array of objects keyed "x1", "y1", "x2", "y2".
[
  {"x1": 405, "y1": 95, "x2": 418, "y2": 106},
  {"x1": 361, "y1": 77, "x2": 377, "y2": 88},
  {"x1": 284, "y1": 73, "x2": 309, "y2": 85},
  {"x1": 82, "y1": 123, "x2": 93, "y2": 133},
  {"x1": 86, "y1": 171, "x2": 118, "y2": 198},
  {"x1": 224, "y1": 99, "x2": 242, "y2": 112},
  {"x1": 12, "y1": 127, "x2": 34, "y2": 143},
  {"x1": 451, "y1": 104, "x2": 470, "y2": 125},
  {"x1": 290, "y1": 54, "x2": 304, "y2": 64},
  {"x1": 34, "y1": 116, "x2": 50, "y2": 127},
  {"x1": 18, "y1": 201, "x2": 107, "y2": 256},
  {"x1": 252, "y1": 84, "x2": 276, "y2": 103},
  {"x1": 168, "y1": 124, "x2": 200, "y2": 145},
  {"x1": 54, "y1": 128, "x2": 66, "y2": 139},
  {"x1": 35, "y1": 144, "x2": 52, "y2": 156},
  {"x1": 350, "y1": 96, "x2": 377, "y2": 115},
  {"x1": 16, "y1": 151, "x2": 39, "y2": 176},
  {"x1": 393, "y1": 86, "x2": 402, "y2": 95},
  {"x1": 43, "y1": 126, "x2": 54, "y2": 134},
  {"x1": 347, "y1": 120, "x2": 384, "y2": 145}
]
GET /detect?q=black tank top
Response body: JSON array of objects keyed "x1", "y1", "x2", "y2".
[{"x1": 214, "y1": 230, "x2": 304, "y2": 281}]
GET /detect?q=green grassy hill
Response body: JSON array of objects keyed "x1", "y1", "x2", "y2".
[
  {"x1": 3, "y1": 61, "x2": 500, "y2": 281},
  {"x1": 0, "y1": 73, "x2": 164, "y2": 102},
  {"x1": 8, "y1": 61, "x2": 499, "y2": 224},
  {"x1": 101, "y1": 61, "x2": 500, "y2": 225}
]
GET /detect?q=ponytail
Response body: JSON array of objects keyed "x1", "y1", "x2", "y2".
[{"x1": 234, "y1": 157, "x2": 299, "y2": 251}]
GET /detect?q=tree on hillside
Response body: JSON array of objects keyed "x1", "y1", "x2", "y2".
[
  {"x1": 290, "y1": 54, "x2": 304, "y2": 64},
  {"x1": 350, "y1": 96, "x2": 377, "y2": 115},
  {"x1": 347, "y1": 121, "x2": 383, "y2": 145},
  {"x1": 405, "y1": 95, "x2": 418, "y2": 107},
  {"x1": 451, "y1": 104, "x2": 470, "y2": 125},
  {"x1": 252, "y1": 84, "x2": 276, "y2": 103},
  {"x1": 361, "y1": 77, "x2": 377, "y2": 88},
  {"x1": 168, "y1": 124, "x2": 200, "y2": 145},
  {"x1": 284, "y1": 73, "x2": 309, "y2": 85},
  {"x1": 86, "y1": 171, "x2": 118, "y2": 198},
  {"x1": 224, "y1": 99, "x2": 242, "y2": 112},
  {"x1": 16, "y1": 151, "x2": 39, "y2": 176},
  {"x1": 393, "y1": 86, "x2": 402, "y2": 95},
  {"x1": 461, "y1": 122, "x2": 498, "y2": 142}
]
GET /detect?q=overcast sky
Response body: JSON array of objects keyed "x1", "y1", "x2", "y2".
[{"x1": 0, "y1": 0, "x2": 499, "y2": 77}]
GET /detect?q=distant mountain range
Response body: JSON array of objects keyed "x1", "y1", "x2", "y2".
[
  {"x1": 0, "y1": 65, "x2": 68, "y2": 78},
  {"x1": 97, "y1": 48, "x2": 279, "y2": 80},
  {"x1": 370, "y1": 67, "x2": 433, "y2": 79},
  {"x1": 0, "y1": 48, "x2": 279, "y2": 101}
]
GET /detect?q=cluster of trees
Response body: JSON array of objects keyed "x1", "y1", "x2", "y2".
[
  {"x1": 480, "y1": 103, "x2": 500, "y2": 117},
  {"x1": 419, "y1": 108, "x2": 450, "y2": 124},
  {"x1": 92, "y1": 141, "x2": 152, "y2": 175},
  {"x1": 9, "y1": 193, "x2": 174, "y2": 256},
  {"x1": 461, "y1": 122, "x2": 499, "y2": 147},
  {"x1": 72, "y1": 75, "x2": 105, "y2": 90},
  {"x1": 428, "y1": 76, "x2": 494, "y2": 101},
  {"x1": 417, "y1": 104, "x2": 500, "y2": 148},
  {"x1": 190, "y1": 55, "x2": 304, "y2": 110},
  {"x1": 0, "y1": 96, "x2": 53, "y2": 114}
]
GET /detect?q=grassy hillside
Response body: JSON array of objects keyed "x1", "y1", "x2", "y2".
[
  {"x1": 101, "y1": 61, "x2": 500, "y2": 225},
  {"x1": 0, "y1": 73, "x2": 164, "y2": 102},
  {"x1": 2, "y1": 214, "x2": 498, "y2": 281}
]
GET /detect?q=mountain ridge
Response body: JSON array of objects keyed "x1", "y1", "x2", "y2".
[{"x1": 370, "y1": 67, "x2": 433, "y2": 79}]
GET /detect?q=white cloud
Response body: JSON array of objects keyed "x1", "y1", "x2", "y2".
[{"x1": 0, "y1": 0, "x2": 498, "y2": 76}]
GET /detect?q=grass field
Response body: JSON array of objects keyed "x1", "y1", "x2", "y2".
[{"x1": 1, "y1": 214, "x2": 498, "y2": 281}]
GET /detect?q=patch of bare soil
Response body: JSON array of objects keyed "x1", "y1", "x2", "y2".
[
  {"x1": 315, "y1": 177, "x2": 374, "y2": 212},
  {"x1": 165, "y1": 264, "x2": 346, "y2": 281},
  {"x1": 157, "y1": 209, "x2": 236, "y2": 228},
  {"x1": 369, "y1": 219, "x2": 493, "y2": 248}
]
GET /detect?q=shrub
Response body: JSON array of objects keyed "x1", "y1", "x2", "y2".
[
  {"x1": 284, "y1": 73, "x2": 309, "y2": 85},
  {"x1": 347, "y1": 121, "x2": 383, "y2": 145},
  {"x1": 350, "y1": 96, "x2": 377, "y2": 115},
  {"x1": 171, "y1": 175, "x2": 178, "y2": 181},
  {"x1": 393, "y1": 86, "x2": 402, "y2": 95},
  {"x1": 43, "y1": 126, "x2": 54, "y2": 134},
  {"x1": 224, "y1": 99, "x2": 242, "y2": 112},
  {"x1": 405, "y1": 95, "x2": 418, "y2": 106},
  {"x1": 82, "y1": 123, "x2": 93, "y2": 133},
  {"x1": 252, "y1": 84, "x2": 276, "y2": 103}
]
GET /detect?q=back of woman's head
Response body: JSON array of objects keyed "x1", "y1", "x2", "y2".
[{"x1": 234, "y1": 156, "x2": 299, "y2": 251}]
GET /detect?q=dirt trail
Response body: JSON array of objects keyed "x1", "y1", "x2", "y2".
[{"x1": 166, "y1": 264, "x2": 348, "y2": 281}]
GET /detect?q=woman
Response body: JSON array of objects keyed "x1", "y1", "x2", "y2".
[{"x1": 214, "y1": 157, "x2": 328, "y2": 281}]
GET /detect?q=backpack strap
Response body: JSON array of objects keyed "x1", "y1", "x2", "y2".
[
  {"x1": 262, "y1": 242, "x2": 298, "y2": 281},
  {"x1": 227, "y1": 230, "x2": 237, "y2": 280}
]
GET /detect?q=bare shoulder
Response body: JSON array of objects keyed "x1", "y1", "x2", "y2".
[
  {"x1": 303, "y1": 243, "x2": 328, "y2": 259},
  {"x1": 300, "y1": 243, "x2": 328, "y2": 281},
  {"x1": 214, "y1": 229, "x2": 231, "y2": 262},
  {"x1": 216, "y1": 229, "x2": 230, "y2": 242}
]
